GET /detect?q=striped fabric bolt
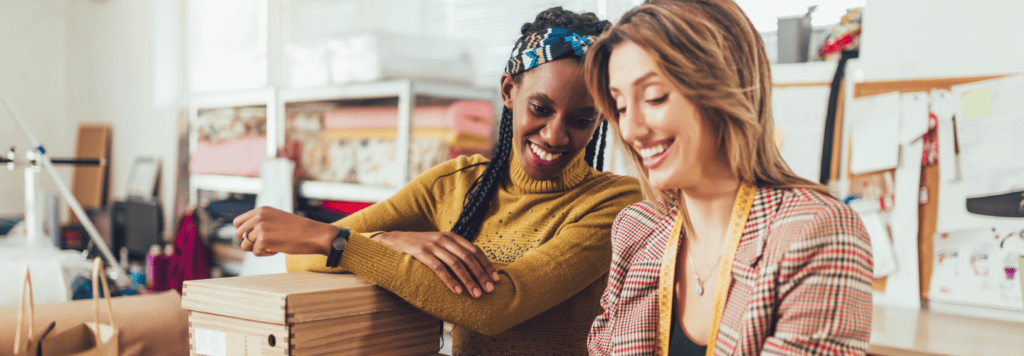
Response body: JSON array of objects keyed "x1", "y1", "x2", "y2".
[{"x1": 588, "y1": 187, "x2": 874, "y2": 355}]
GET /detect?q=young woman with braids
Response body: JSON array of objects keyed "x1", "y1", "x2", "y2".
[{"x1": 231, "y1": 7, "x2": 641, "y2": 355}]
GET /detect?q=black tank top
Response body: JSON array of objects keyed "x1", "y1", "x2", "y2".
[{"x1": 669, "y1": 317, "x2": 708, "y2": 356}]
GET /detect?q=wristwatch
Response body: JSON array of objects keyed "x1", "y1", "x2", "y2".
[{"x1": 325, "y1": 227, "x2": 350, "y2": 268}]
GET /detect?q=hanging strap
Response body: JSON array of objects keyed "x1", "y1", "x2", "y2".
[
  {"x1": 14, "y1": 265, "x2": 34, "y2": 355},
  {"x1": 818, "y1": 49, "x2": 859, "y2": 184}
]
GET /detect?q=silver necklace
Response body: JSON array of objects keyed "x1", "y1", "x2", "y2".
[{"x1": 686, "y1": 246, "x2": 721, "y2": 296}]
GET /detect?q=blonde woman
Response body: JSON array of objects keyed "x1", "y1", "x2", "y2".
[{"x1": 584, "y1": 0, "x2": 873, "y2": 355}]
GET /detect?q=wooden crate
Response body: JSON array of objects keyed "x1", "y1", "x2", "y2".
[{"x1": 182, "y1": 272, "x2": 440, "y2": 355}]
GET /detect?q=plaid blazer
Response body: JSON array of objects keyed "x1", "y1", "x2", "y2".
[{"x1": 588, "y1": 187, "x2": 873, "y2": 355}]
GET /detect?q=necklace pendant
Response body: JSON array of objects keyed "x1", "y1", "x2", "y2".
[{"x1": 695, "y1": 284, "x2": 704, "y2": 295}]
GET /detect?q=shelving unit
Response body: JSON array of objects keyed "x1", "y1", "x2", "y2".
[
  {"x1": 187, "y1": 87, "x2": 275, "y2": 205},
  {"x1": 190, "y1": 175, "x2": 263, "y2": 196},
  {"x1": 188, "y1": 79, "x2": 499, "y2": 204}
]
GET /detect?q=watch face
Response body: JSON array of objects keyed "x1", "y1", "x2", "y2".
[{"x1": 332, "y1": 236, "x2": 348, "y2": 251}]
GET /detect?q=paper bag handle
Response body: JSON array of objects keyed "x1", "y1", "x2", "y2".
[
  {"x1": 14, "y1": 265, "x2": 34, "y2": 355},
  {"x1": 91, "y1": 257, "x2": 118, "y2": 345}
]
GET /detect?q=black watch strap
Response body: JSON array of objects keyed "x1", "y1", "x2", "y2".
[{"x1": 325, "y1": 227, "x2": 350, "y2": 268}]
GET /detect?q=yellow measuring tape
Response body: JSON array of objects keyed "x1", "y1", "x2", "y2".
[{"x1": 655, "y1": 182, "x2": 757, "y2": 356}]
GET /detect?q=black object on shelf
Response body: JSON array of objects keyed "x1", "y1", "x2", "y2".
[
  {"x1": 205, "y1": 195, "x2": 257, "y2": 221},
  {"x1": 966, "y1": 191, "x2": 1024, "y2": 218},
  {"x1": 112, "y1": 199, "x2": 164, "y2": 261},
  {"x1": 297, "y1": 197, "x2": 348, "y2": 224}
]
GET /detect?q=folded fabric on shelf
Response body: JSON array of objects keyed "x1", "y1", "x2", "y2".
[
  {"x1": 190, "y1": 136, "x2": 266, "y2": 177},
  {"x1": 323, "y1": 100, "x2": 494, "y2": 139}
]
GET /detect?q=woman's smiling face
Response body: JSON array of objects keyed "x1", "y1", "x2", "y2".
[
  {"x1": 501, "y1": 59, "x2": 600, "y2": 181},
  {"x1": 607, "y1": 40, "x2": 724, "y2": 191}
]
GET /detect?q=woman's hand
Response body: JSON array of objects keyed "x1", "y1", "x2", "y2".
[
  {"x1": 233, "y1": 206, "x2": 338, "y2": 257},
  {"x1": 372, "y1": 231, "x2": 500, "y2": 298}
]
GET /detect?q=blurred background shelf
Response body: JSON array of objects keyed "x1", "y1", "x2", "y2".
[
  {"x1": 298, "y1": 181, "x2": 399, "y2": 203},
  {"x1": 190, "y1": 174, "x2": 262, "y2": 195}
]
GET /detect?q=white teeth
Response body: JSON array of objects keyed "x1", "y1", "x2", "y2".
[
  {"x1": 530, "y1": 143, "x2": 562, "y2": 162},
  {"x1": 638, "y1": 144, "x2": 667, "y2": 159}
]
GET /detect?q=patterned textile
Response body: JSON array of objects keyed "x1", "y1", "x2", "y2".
[
  {"x1": 505, "y1": 27, "x2": 596, "y2": 75},
  {"x1": 589, "y1": 187, "x2": 874, "y2": 355}
]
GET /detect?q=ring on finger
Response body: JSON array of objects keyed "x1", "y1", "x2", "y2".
[{"x1": 242, "y1": 231, "x2": 252, "y2": 243}]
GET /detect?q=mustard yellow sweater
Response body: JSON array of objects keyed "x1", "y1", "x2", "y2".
[{"x1": 286, "y1": 151, "x2": 641, "y2": 355}]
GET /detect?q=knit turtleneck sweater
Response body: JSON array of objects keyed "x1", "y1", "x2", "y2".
[{"x1": 286, "y1": 151, "x2": 641, "y2": 355}]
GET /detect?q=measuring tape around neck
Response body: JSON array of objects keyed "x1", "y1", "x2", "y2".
[{"x1": 655, "y1": 182, "x2": 757, "y2": 356}]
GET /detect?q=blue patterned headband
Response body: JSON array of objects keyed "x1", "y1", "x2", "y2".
[{"x1": 505, "y1": 28, "x2": 596, "y2": 76}]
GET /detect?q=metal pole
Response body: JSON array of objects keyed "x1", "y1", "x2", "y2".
[
  {"x1": 0, "y1": 87, "x2": 129, "y2": 286},
  {"x1": 24, "y1": 156, "x2": 39, "y2": 247}
]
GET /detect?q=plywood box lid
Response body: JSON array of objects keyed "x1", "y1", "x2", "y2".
[{"x1": 181, "y1": 272, "x2": 409, "y2": 324}]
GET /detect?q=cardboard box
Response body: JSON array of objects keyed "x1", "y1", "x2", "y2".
[
  {"x1": 182, "y1": 272, "x2": 440, "y2": 355},
  {"x1": 69, "y1": 124, "x2": 111, "y2": 223}
]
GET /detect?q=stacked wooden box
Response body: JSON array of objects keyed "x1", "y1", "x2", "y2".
[{"x1": 181, "y1": 272, "x2": 440, "y2": 355}]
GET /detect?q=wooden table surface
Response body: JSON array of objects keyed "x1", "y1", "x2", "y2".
[{"x1": 869, "y1": 305, "x2": 1024, "y2": 355}]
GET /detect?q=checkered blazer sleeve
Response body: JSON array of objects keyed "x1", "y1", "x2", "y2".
[
  {"x1": 589, "y1": 202, "x2": 663, "y2": 355},
  {"x1": 588, "y1": 205, "x2": 629, "y2": 355},
  {"x1": 761, "y1": 202, "x2": 873, "y2": 355}
]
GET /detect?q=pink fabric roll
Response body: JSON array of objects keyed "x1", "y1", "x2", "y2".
[
  {"x1": 323, "y1": 100, "x2": 494, "y2": 138},
  {"x1": 190, "y1": 136, "x2": 266, "y2": 177}
]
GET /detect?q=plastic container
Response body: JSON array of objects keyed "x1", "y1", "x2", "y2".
[{"x1": 777, "y1": 14, "x2": 812, "y2": 63}]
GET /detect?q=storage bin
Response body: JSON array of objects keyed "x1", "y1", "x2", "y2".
[{"x1": 181, "y1": 272, "x2": 440, "y2": 355}]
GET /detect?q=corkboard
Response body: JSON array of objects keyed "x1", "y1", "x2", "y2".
[
  {"x1": 851, "y1": 76, "x2": 1002, "y2": 299},
  {"x1": 774, "y1": 81, "x2": 844, "y2": 183}
]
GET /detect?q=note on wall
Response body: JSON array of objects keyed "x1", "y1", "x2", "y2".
[
  {"x1": 951, "y1": 75, "x2": 1024, "y2": 198},
  {"x1": 929, "y1": 227, "x2": 1024, "y2": 311},
  {"x1": 849, "y1": 92, "x2": 901, "y2": 174},
  {"x1": 772, "y1": 86, "x2": 830, "y2": 182},
  {"x1": 873, "y1": 139, "x2": 923, "y2": 310},
  {"x1": 900, "y1": 92, "x2": 929, "y2": 144},
  {"x1": 856, "y1": 210, "x2": 897, "y2": 278}
]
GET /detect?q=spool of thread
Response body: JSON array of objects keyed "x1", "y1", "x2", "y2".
[
  {"x1": 127, "y1": 264, "x2": 144, "y2": 293},
  {"x1": 145, "y1": 244, "x2": 161, "y2": 288},
  {"x1": 150, "y1": 250, "x2": 171, "y2": 292},
  {"x1": 120, "y1": 246, "x2": 129, "y2": 269}
]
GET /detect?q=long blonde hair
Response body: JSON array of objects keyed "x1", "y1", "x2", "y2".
[{"x1": 585, "y1": 0, "x2": 826, "y2": 205}]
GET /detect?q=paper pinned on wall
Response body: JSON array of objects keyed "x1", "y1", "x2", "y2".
[
  {"x1": 855, "y1": 210, "x2": 898, "y2": 278},
  {"x1": 772, "y1": 85, "x2": 830, "y2": 182},
  {"x1": 930, "y1": 89, "x2": 957, "y2": 122},
  {"x1": 951, "y1": 75, "x2": 1024, "y2": 198},
  {"x1": 899, "y1": 92, "x2": 929, "y2": 144},
  {"x1": 849, "y1": 92, "x2": 901, "y2": 174},
  {"x1": 872, "y1": 139, "x2": 923, "y2": 309}
]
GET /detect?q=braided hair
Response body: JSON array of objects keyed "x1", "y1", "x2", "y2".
[{"x1": 450, "y1": 7, "x2": 611, "y2": 242}]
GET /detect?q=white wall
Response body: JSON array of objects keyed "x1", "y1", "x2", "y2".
[
  {"x1": 0, "y1": 0, "x2": 71, "y2": 217},
  {"x1": 66, "y1": 0, "x2": 186, "y2": 239},
  {"x1": 859, "y1": 0, "x2": 1024, "y2": 81}
]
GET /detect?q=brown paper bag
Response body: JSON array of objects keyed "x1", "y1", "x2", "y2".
[
  {"x1": 13, "y1": 266, "x2": 49, "y2": 356},
  {"x1": 39, "y1": 258, "x2": 119, "y2": 356}
]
